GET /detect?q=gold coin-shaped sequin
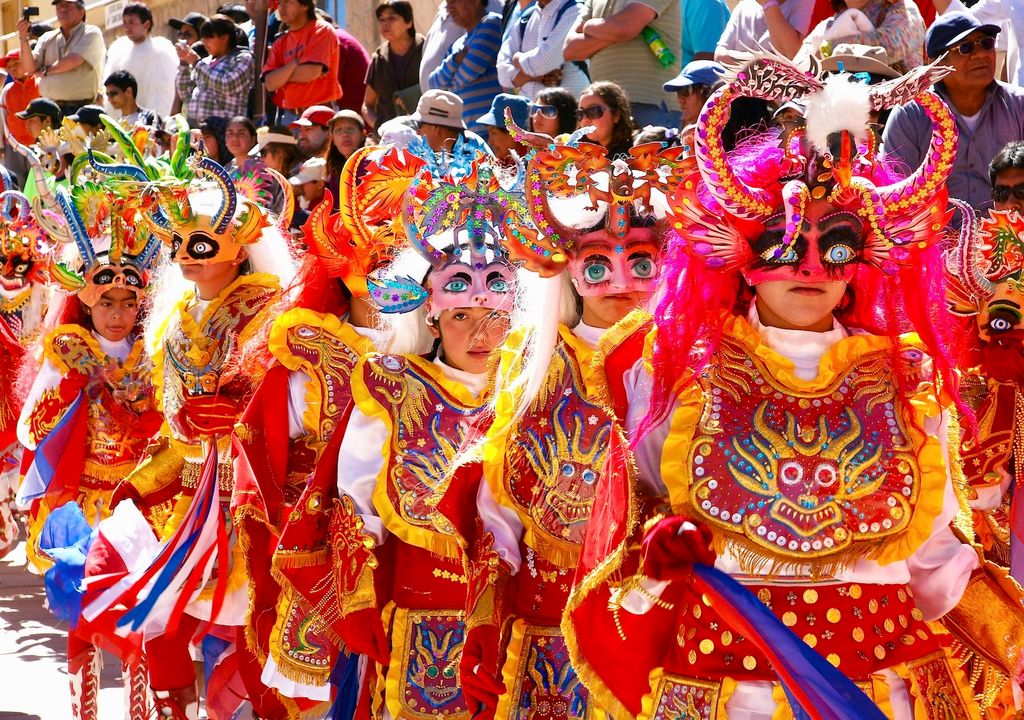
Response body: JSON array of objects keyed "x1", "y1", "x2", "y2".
[
  {"x1": 849, "y1": 584, "x2": 862, "y2": 599},
  {"x1": 782, "y1": 612, "x2": 798, "y2": 627},
  {"x1": 700, "y1": 639, "x2": 715, "y2": 655},
  {"x1": 826, "y1": 608, "x2": 842, "y2": 623},
  {"x1": 743, "y1": 656, "x2": 757, "y2": 671},
  {"x1": 852, "y1": 628, "x2": 865, "y2": 642},
  {"x1": 803, "y1": 589, "x2": 819, "y2": 604}
]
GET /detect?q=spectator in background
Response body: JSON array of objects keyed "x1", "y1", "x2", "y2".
[
  {"x1": 564, "y1": 0, "x2": 682, "y2": 129},
  {"x1": 102, "y1": 3, "x2": 178, "y2": 118},
  {"x1": 932, "y1": 0, "x2": 1021, "y2": 88},
  {"x1": 17, "y1": 0, "x2": 106, "y2": 116},
  {"x1": 0, "y1": 49, "x2": 40, "y2": 185},
  {"x1": 289, "y1": 156, "x2": 328, "y2": 212},
  {"x1": 104, "y1": 70, "x2": 159, "y2": 126},
  {"x1": 477, "y1": 92, "x2": 530, "y2": 163},
  {"x1": 252, "y1": 125, "x2": 301, "y2": 174},
  {"x1": 577, "y1": 80, "x2": 635, "y2": 157},
  {"x1": 262, "y1": 0, "x2": 342, "y2": 124},
  {"x1": 428, "y1": 0, "x2": 503, "y2": 135},
  {"x1": 326, "y1": 110, "x2": 366, "y2": 208},
  {"x1": 199, "y1": 116, "x2": 230, "y2": 165},
  {"x1": 990, "y1": 142, "x2": 1024, "y2": 212},
  {"x1": 420, "y1": 0, "x2": 503, "y2": 90},
  {"x1": 364, "y1": 1, "x2": 425, "y2": 132},
  {"x1": 332, "y1": 20, "x2": 370, "y2": 114},
  {"x1": 176, "y1": 15, "x2": 255, "y2": 124},
  {"x1": 498, "y1": 0, "x2": 589, "y2": 100},
  {"x1": 797, "y1": 0, "x2": 925, "y2": 71},
  {"x1": 680, "y1": 0, "x2": 729, "y2": 65},
  {"x1": 884, "y1": 13, "x2": 1024, "y2": 211},
  {"x1": 413, "y1": 88, "x2": 467, "y2": 152},
  {"x1": 528, "y1": 86, "x2": 577, "y2": 136},
  {"x1": 291, "y1": 105, "x2": 334, "y2": 159},
  {"x1": 663, "y1": 59, "x2": 722, "y2": 128},
  {"x1": 714, "y1": 0, "x2": 815, "y2": 60},
  {"x1": 16, "y1": 97, "x2": 62, "y2": 142},
  {"x1": 223, "y1": 115, "x2": 259, "y2": 170},
  {"x1": 169, "y1": 12, "x2": 208, "y2": 48}
]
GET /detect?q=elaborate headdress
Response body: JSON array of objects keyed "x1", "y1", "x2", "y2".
[
  {"x1": 34, "y1": 176, "x2": 162, "y2": 307},
  {"x1": 507, "y1": 112, "x2": 687, "y2": 294},
  {"x1": 365, "y1": 146, "x2": 525, "y2": 317},
  {"x1": 0, "y1": 167, "x2": 55, "y2": 293},
  {"x1": 946, "y1": 206, "x2": 1024, "y2": 334},
  {"x1": 670, "y1": 56, "x2": 956, "y2": 278},
  {"x1": 302, "y1": 145, "x2": 409, "y2": 298},
  {"x1": 642, "y1": 54, "x2": 967, "y2": 432}
]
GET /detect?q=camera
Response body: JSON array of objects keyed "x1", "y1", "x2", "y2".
[{"x1": 22, "y1": 7, "x2": 39, "y2": 21}]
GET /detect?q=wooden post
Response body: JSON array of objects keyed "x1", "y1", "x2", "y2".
[{"x1": 251, "y1": 0, "x2": 269, "y2": 121}]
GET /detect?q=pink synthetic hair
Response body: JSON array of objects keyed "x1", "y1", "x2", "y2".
[{"x1": 641, "y1": 131, "x2": 973, "y2": 440}]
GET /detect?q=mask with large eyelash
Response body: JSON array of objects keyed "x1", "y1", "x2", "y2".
[{"x1": 667, "y1": 55, "x2": 958, "y2": 276}]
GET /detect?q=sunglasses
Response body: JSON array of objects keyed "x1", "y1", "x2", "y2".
[
  {"x1": 993, "y1": 182, "x2": 1024, "y2": 203},
  {"x1": 675, "y1": 85, "x2": 706, "y2": 97},
  {"x1": 575, "y1": 105, "x2": 608, "y2": 121},
  {"x1": 954, "y1": 36, "x2": 996, "y2": 55},
  {"x1": 530, "y1": 103, "x2": 558, "y2": 119}
]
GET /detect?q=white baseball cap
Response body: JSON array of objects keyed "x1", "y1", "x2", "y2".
[{"x1": 288, "y1": 157, "x2": 328, "y2": 185}]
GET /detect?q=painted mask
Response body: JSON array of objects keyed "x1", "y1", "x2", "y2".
[{"x1": 567, "y1": 227, "x2": 660, "y2": 296}]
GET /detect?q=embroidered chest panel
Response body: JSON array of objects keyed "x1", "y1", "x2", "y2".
[
  {"x1": 362, "y1": 354, "x2": 487, "y2": 538},
  {"x1": 163, "y1": 282, "x2": 276, "y2": 420},
  {"x1": 688, "y1": 337, "x2": 926, "y2": 562},
  {"x1": 50, "y1": 330, "x2": 154, "y2": 465},
  {"x1": 504, "y1": 343, "x2": 612, "y2": 558},
  {"x1": 278, "y1": 317, "x2": 364, "y2": 448},
  {"x1": 0, "y1": 286, "x2": 32, "y2": 340}
]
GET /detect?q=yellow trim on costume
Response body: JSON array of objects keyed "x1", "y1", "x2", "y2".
[
  {"x1": 151, "y1": 273, "x2": 280, "y2": 413},
  {"x1": 495, "y1": 619, "x2": 530, "y2": 720},
  {"x1": 353, "y1": 353, "x2": 477, "y2": 558},
  {"x1": 659, "y1": 313, "x2": 949, "y2": 571},
  {"x1": 43, "y1": 325, "x2": 147, "y2": 377},
  {"x1": 267, "y1": 308, "x2": 379, "y2": 438}
]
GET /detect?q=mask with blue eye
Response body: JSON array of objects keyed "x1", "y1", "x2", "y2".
[
  {"x1": 426, "y1": 250, "x2": 516, "y2": 318},
  {"x1": 747, "y1": 210, "x2": 865, "y2": 284},
  {"x1": 568, "y1": 228, "x2": 663, "y2": 297}
]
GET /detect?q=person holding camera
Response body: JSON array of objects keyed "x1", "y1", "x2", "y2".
[{"x1": 16, "y1": 0, "x2": 105, "y2": 116}]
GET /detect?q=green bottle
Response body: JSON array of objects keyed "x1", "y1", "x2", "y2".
[{"x1": 641, "y1": 26, "x2": 676, "y2": 69}]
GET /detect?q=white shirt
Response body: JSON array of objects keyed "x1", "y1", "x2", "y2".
[
  {"x1": 102, "y1": 35, "x2": 179, "y2": 117},
  {"x1": 496, "y1": 0, "x2": 589, "y2": 100}
]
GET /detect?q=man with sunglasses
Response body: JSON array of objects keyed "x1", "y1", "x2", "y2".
[
  {"x1": 989, "y1": 141, "x2": 1024, "y2": 213},
  {"x1": 883, "y1": 12, "x2": 1024, "y2": 211}
]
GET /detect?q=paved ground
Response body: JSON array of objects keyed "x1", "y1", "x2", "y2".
[{"x1": 0, "y1": 538, "x2": 124, "y2": 720}]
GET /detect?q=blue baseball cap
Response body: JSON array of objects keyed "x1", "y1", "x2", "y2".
[
  {"x1": 477, "y1": 93, "x2": 530, "y2": 131},
  {"x1": 664, "y1": 60, "x2": 725, "y2": 92},
  {"x1": 925, "y1": 12, "x2": 999, "y2": 59}
]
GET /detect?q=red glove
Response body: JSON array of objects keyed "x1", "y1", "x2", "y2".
[
  {"x1": 642, "y1": 515, "x2": 715, "y2": 581},
  {"x1": 339, "y1": 607, "x2": 390, "y2": 666},
  {"x1": 459, "y1": 624, "x2": 505, "y2": 718},
  {"x1": 179, "y1": 395, "x2": 240, "y2": 437}
]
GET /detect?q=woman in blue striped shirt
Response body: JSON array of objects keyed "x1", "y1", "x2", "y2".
[{"x1": 428, "y1": 0, "x2": 503, "y2": 135}]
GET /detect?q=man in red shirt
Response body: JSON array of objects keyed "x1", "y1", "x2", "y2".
[
  {"x1": 262, "y1": 0, "x2": 341, "y2": 124},
  {"x1": 0, "y1": 49, "x2": 40, "y2": 185}
]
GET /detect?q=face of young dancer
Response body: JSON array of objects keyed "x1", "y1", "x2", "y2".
[
  {"x1": 177, "y1": 249, "x2": 248, "y2": 300},
  {"x1": 89, "y1": 287, "x2": 140, "y2": 342},
  {"x1": 430, "y1": 307, "x2": 510, "y2": 374}
]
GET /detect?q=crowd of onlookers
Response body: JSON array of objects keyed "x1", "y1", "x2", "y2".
[{"x1": 0, "y1": 0, "x2": 1022, "y2": 219}]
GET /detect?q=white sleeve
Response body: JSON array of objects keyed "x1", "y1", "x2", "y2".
[
  {"x1": 286, "y1": 370, "x2": 309, "y2": 440},
  {"x1": 519, "y1": 5, "x2": 582, "y2": 77},
  {"x1": 16, "y1": 358, "x2": 63, "y2": 451},
  {"x1": 905, "y1": 410, "x2": 980, "y2": 620},
  {"x1": 336, "y1": 405, "x2": 390, "y2": 545},
  {"x1": 496, "y1": 20, "x2": 522, "y2": 90},
  {"x1": 476, "y1": 479, "x2": 523, "y2": 573},
  {"x1": 624, "y1": 359, "x2": 670, "y2": 498}
]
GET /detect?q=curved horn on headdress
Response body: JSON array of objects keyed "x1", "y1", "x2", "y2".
[
  {"x1": 132, "y1": 231, "x2": 163, "y2": 272},
  {"x1": 0, "y1": 166, "x2": 12, "y2": 193},
  {"x1": 263, "y1": 167, "x2": 294, "y2": 231},
  {"x1": 9, "y1": 134, "x2": 59, "y2": 213},
  {"x1": 0, "y1": 190, "x2": 29, "y2": 223},
  {"x1": 85, "y1": 149, "x2": 149, "y2": 182},
  {"x1": 403, "y1": 191, "x2": 457, "y2": 269},
  {"x1": 949, "y1": 200, "x2": 993, "y2": 300},
  {"x1": 171, "y1": 117, "x2": 193, "y2": 179},
  {"x1": 874, "y1": 91, "x2": 957, "y2": 223},
  {"x1": 194, "y1": 157, "x2": 238, "y2": 234},
  {"x1": 693, "y1": 85, "x2": 778, "y2": 219},
  {"x1": 54, "y1": 186, "x2": 98, "y2": 268}
]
